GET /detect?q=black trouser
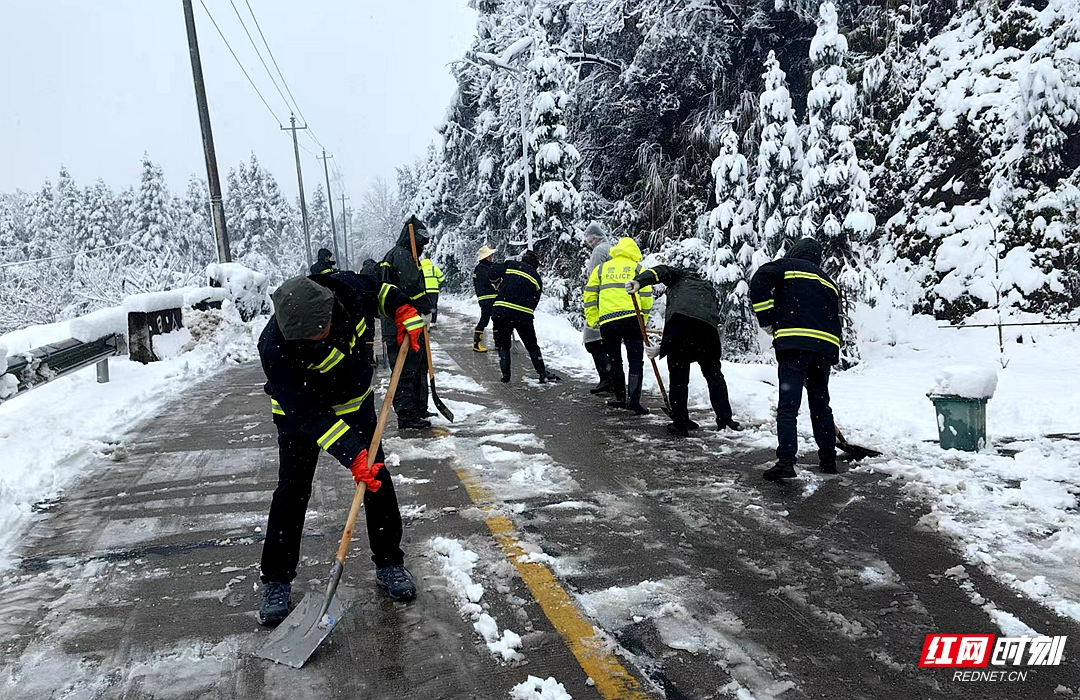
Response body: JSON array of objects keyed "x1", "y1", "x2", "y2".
[
  {"x1": 776, "y1": 348, "x2": 836, "y2": 466},
  {"x1": 429, "y1": 293, "x2": 439, "y2": 324},
  {"x1": 601, "y1": 317, "x2": 644, "y2": 398},
  {"x1": 261, "y1": 399, "x2": 404, "y2": 583},
  {"x1": 383, "y1": 331, "x2": 429, "y2": 421},
  {"x1": 475, "y1": 301, "x2": 493, "y2": 332},
  {"x1": 492, "y1": 310, "x2": 545, "y2": 377},
  {"x1": 665, "y1": 321, "x2": 733, "y2": 428}
]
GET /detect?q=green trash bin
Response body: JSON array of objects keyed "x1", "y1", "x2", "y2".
[{"x1": 928, "y1": 394, "x2": 988, "y2": 452}]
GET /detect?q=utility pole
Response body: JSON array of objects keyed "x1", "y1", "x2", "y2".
[
  {"x1": 340, "y1": 193, "x2": 351, "y2": 271},
  {"x1": 317, "y1": 150, "x2": 340, "y2": 266},
  {"x1": 182, "y1": 0, "x2": 231, "y2": 263},
  {"x1": 282, "y1": 114, "x2": 312, "y2": 267}
]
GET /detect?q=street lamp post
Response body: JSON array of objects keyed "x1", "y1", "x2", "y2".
[{"x1": 476, "y1": 38, "x2": 535, "y2": 249}]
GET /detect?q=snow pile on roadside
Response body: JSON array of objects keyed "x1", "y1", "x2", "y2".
[
  {"x1": 206, "y1": 262, "x2": 270, "y2": 320},
  {"x1": 510, "y1": 675, "x2": 573, "y2": 700},
  {"x1": 0, "y1": 304, "x2": 265, "y2": 571},
  {"x1": 868, "y1": 437, "x2": 1080, "y2": 622},
  {"x1": 429, "y1": 536, "x2": 524, "y2": 662}
]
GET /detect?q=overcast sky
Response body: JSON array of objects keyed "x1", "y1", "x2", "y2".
[{"x1": 0, "y1": 0, "x2": 477, "y2": 203}]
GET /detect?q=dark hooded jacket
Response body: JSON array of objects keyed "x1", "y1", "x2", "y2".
[
  {"x1": 310, "y1": 248, "x2": 337, "y2": 275},
  {"x1": 632, "y1": 265, "x2": 721, "y2": 358},
  {"x1": 748, "y1": 238, "x2": 842, "y2": 364},
  {"x1": 491, "y1": 256, "x2": 542, "y2": 319},
  {"x1": 259, "y1": 270, "x2": 414, "y2": 466},
  {"x1": 379, "y1": 217, "x2": 432, "y2": 340},
  {"x1": 473, "y1": 259, "x2": 499, "y2": 306}
]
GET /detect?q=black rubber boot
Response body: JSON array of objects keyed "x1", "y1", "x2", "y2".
[
  {"x1": 607, "y1": 371, "x2": 626, "y2": 408},
  {"x1": 258, "y1": 582, "x2": 291, "y2": 626},
  {"x1": 762, "y1": 463, "x2": 797, "y2": 481},
  {"x1": 588, "y1": 344, "x2": 612, "y2": 393},
  {"x1": 499, "y1": 349, "x2": 512, "y2": 383},
  {"x1": 626, "y1": 374, "x2": 649, "y2": 415}
]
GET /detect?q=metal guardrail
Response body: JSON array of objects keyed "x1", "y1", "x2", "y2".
[{"x1": 2, "y1": 334, "x2": 121, "y2": 402}]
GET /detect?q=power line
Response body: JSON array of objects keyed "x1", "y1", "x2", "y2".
[
  {"x1": 242, "y1": 0, "x2": 313, "y2": 129},
  {"x1": 238, "y1": 0, "x2": 337, "y2": 165},
  {"x1": 0, "y1": 241, "x2": 133, "y2": 269},
  {"x1": 227, "y1": 0, "x2": 292, "y2": 114},
  {"x1": 197, "y1": 0, "x2": 282, "y2": 126}
]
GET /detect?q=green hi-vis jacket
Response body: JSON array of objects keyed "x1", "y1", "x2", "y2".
[
  {"x1": 583, "y1": 236, "x2": 653, "y2": 328},
  {"x1": 421, "y1": 258, "x2": 444, "y2": 294}
]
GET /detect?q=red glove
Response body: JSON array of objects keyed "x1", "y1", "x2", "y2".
[
  {"x1": 349, "y1": 450, "x2": 383, "y2": 493},
  {"x1": 395, "y1": 304, "x2": 423, "y2": 351}
]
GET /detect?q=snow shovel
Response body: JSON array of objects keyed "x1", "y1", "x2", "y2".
[
  {"x1": 255, "y1": 340, "x2": 411, "y2": 668},
  {"x1": 631, "y1": 292, "x2": 672, "y2": 416},
  {"x1": 407, "y1": 223, "x2": 454, "y2": 422},
  {"x1": 835, "y1": 426, "x2": 880, "y2": 460}
]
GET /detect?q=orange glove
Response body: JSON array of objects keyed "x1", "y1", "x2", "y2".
[
  {"x1": 395, "y1": 304, "x2": 423, "y2": 351},
  {"x1": 349, "y1": 450, "x2": 383, "y2": 493}
]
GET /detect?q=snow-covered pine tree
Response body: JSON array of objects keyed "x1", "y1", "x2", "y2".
[
  {"x1": 131, "y1": 153, "x2": 174, "y2": 256},
  {"x1": 308, "y1": 183, "x2": 333, "y2": 255},
  {"x1": 708, "y1": 114, "x2": 758, "y2": 356},
  {"x1": 25, "y1": 180, "x2": 58, "y2": 261},
  {"x1": 527, "y1": 38, "x2": 582, "y2": 267},
  {"x1": 0, "y1": 193, "x2": 28, "y2": 263},
  {"x1": 755, "y1": 50, "x2": 804, "y2": 260},
  {"x1": 524, "y1": 41, "x2": 578, "y2": 295},
  {"x1": 237, "y1": 155, "x2": 275, "y2": 273},
  {"x1": 122, "y1": 154, "x2": 192, "y2": 293},
  {"x1": 224, "y1": 164, "x2": 245, "y2": 253},
  {"x1": 801, "y1": 2, "x2": 875, "y2": 364},
  {"x1": 264, "y1": 173, "x2": 303, "y2": 280},
  {"x1": 177, "y1": 175, "x2": 214, "y2": 266},
  {"x1": 81, "y1": 179, "x2": 116, "y2": 251},
  {"x1": 801, "y1": 2, "x2": 875, "y2": 267},
  {"x1": 55, "y1": 166, "x2": 83, "y2": 254}
]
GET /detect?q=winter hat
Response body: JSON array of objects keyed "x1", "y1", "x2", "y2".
[
  {"x1": 401, "y1": 215, "x2": 430, "y2": 242},
  {"x1": 786, "y1": 237, "x2": 823, "y2": 266},
  {"x1": 522, "y1": 250, "x2": 541, "y2": 268},
  {"x1": 583, "y1": 221, "x2": 609, "y2": 246},
  {"x1": 317, "y1": 248, "x2": 334, "y2": 262},
  {"x1": 477, "y1": 245, "x2": 496, "y2": 262},
  {"x1": 272, "y1": 276, "x2": 335, "y2": 341}
]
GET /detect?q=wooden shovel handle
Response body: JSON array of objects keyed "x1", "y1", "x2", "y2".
[
  {"x1": 406, "y1": 223, "x2": 438, "y2": 380},
  {"x1": 334, "y1": 339, "x2": 410, "y2": 564}
]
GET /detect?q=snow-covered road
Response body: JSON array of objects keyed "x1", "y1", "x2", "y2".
[{"x1": 2, "y1": 307, "x2": 1079, "y2": 699}]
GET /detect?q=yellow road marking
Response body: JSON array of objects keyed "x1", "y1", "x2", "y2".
[{"x1": 454, "y1": 468, "x2": 651, "y2": 699}]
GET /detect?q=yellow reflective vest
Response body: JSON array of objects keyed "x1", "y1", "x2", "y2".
[
  {"x1": 421, "y1": 258, "x2": 444, "y2": 294},
  {"x1": 583, "y1": 236, "x2": 652, "y2": 328}
]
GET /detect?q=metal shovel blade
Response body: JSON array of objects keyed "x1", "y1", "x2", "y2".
[
  {"x1": 255, "y1": 592, "x2": 347, "y2": 668},
  {"x1": 429, "y1": 377, "x2": 454, "y2": 422}
]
